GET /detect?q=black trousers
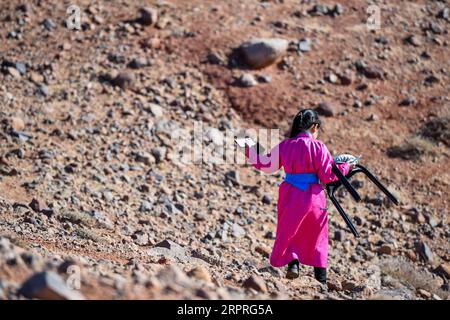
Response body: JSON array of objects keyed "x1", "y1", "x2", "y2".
[{"x1": 314, "y1": 267, "x2": 327, "y2": 284}]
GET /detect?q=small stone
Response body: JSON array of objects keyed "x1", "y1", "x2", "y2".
[
  {"x1": 187, "y1": 266, "x2": 211, "y2": 282},
  {"x1": 414, "y1": 212, "x2": 426, "y2": 224},
  {"x1": 225, "y1": 170, "x2": 240, "y2": 186},
  {"x1": 243, "y1": 275, "x2": 267, "y2": 293},
  {"x1": 41, "y1": 209, "x2": 54, "y2": 218},
  {"x1": 132, "y1": 231, "x2": 149, "y2": 246},
  {"x1": 57, "y1": 259, "x2": 78, "y2": 274},
  {"x1": 9, "y1": 117, "x2": 25, "y2": 131},
  {"x1": 315, "y1": 102, "x2": 336, "y2": 117},
  {"x1": 19, "y1": 271, "x2": 85, "y2": 300},
  {"x1": 7, "y1": 67, "x2": 21, "y2": 79},
  {"x1": 207, "y1": 51, "x2": 224, "y2": 65},
  {"x1": 424, "y1": 75, "x2": 440, "y2": 86},
  {"x1": 128, "y1": 57, "x2": 148, "y2": 69},
  {"x1": 356, "y1": 62, "x2": 384, "y2": 79},
  {"x1": 416, "y1": 241, "x2": 434, "y2": 263},
  {"x1": 258, "y1": 74, "x2": 272, "y2": 83},
  {"x1": 93, "y1": 15, "x2": 104, "y2": 25},
  {"x1": 428, "y1": 23, "x2": 443, "y2": 35},
  {"x1": 421, "y1": 51, "x2": 431, "y2": 59},
  {"x1": 406, "y1": 249, "x2": 417, "y2": 262},
  {"x1": 435, "y1": 264, "x2": 450, "y2": 279},
  {"x1": 375, "y1": 36, "x2": 389, "y2": 45},
  {"x1": 262, "y1": 195, "x2": 272, "y2": 205},
  {"x1": 140, "y1": 36, "x2": 161, "y2": 49},
  {"x1": 255, "y1": 245, "x2": 271, "y2": 258},
  {"x1": 139, "y1": 200, "x2": 152, "y2": 213},
  {"x1": 151, "y1": 147, "x2": 166, "y2": 163},
  {"x1": 405, "y1": 35, "x2": 422, "y2": 47},
  {"x1": 234, "y1": 207, "x2": 244, "y2": 216},
  {"x1": 356, "y1": 83, "x2": 368, "y2": 91},
  {"x1": 364, "y1": 99, "x2": 374, "y2": 107},
  {"x1": 326, "y1": 73, "x2": 338, "y2": 84},
  {"x1": 298, "y1": 38, "x2": 311, "y2": 52},
  {"x1": 353, "y1": 100, "x2": 363, "y2": 108},
  {"x1": 334, "y1": 230, "x2": 344, "y2": 242},
  {"x1": 338, "y1": 73, "x2": 353, "y2": 85},
  {"x1": 308, "y1": 4, "x2": 329, "y2": 16},
  {"x1": 64, "y1": 163, "x2": 77, "y2": 174},
  {"x1": 135, "y1": 152, "x2": 154, "y2": 165},
  {"x1": 377, "y1": 244, "x2": 394, "y2": 255},
  {"x1": 437, "y1": 8, "x2": 449, "y2": 20},
  {"x1": 194, "y1": 212, "x2": 207, "y2": 221},
  {"x1": 367, "y1": 113, "x2": 379, "y2": 122},
  {"x1": 16, "y1": 4, "x2": 29, "y2": 13},
  {"x1": 62, "y1": 42, "x2": 72, "y2": 51},
  {"x1": 149, "y1": 103, "x2": 163, "y2": 118},
  {"x1": 399, "y1": 97, "x2": 416, "y2": 106},
  {"x1": 417, "y1": 288, "x2": 432, "y2": 299},
  {"x1": 154, "y1": 239, "x2": 182, "y2": 251},
  {"x1": 333, "y1": 4, "x2": 344, "y2": 16},
  {"x1": 102, "y1": 190, "x2": 114, "y2": 203},
  {"x1": 138, "y1": 184, "x2": 150, "y2": 193},
  {"x1": 30, "y1": 72, "x2": 44, "y2": 84},
  {"x1": 353, "y1": 216, "x2": 365, "y2": 227},
  {"x1": 327, "y1": 278, "x2": 343, "y2": 291},
  {"x1": 341, "y1": 279, "x2": 357, "y2": 291},
  {"x1": 193, "y1": 191, "x2": 204, "y2": 199},
  {"x1": 124, "y1": 23, "x2": 135, "y2": 34},
  {"x1": 138, "y1": 7, "x2": 158, "y2": 26},
  {"x1": 14, "y1": 62, "x2": 27, "y2": 75},
  {"x1": 264, "y1": 231, "x2": 275, "y2": 240},
  {"x1": 8, "y1": 31, "x2": 18, "y2": 39},
  {"x1": 427, "y1": 215, "x2": 439, "y2": 228},
  {"x1": 112, "y1": 72, "x2": 135, "y2": 90},
  {"x1": 42, "y1": 18, "x2": 56, "y2": 31},
  {"x1": 231, "y1": 223, "x2": 246, "y2": 238},
  {"x1": 239, "y1": 73, "x2": 258, "y2": 87},
  {"x1": 38, "y1": 85, "x2": 49, "y2": 97},
  {"x1": 367, "y1": 233, "x2": 382, "y2": 245},
  {"x1": 29, "y1": 198, "x2": 41, "y2": 213}
]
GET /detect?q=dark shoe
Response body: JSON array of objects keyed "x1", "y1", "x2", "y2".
[
  {"x1": 286, "y1": 260, "x2": 299, "y2": 279},
  {"x1": 314, "y1": 267, "x2": 327, "y2": 284}
]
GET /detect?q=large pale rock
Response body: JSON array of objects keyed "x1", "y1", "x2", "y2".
[{"x1": 240, "y1": 38, "x2": 289, "y2": 69}]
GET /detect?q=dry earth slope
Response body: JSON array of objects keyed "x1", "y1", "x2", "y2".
[{"x1": 0, "y1": 0, "x2": 449, "y2": 300}]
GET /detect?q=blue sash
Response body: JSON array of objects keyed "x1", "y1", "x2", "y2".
[{"x1": 284, "y1": 173, "x2": 319, "y2": 191}]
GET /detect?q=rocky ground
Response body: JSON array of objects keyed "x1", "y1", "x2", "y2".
[{"x1": 0, "y1": 0, "x2": 449, "y2": 300}]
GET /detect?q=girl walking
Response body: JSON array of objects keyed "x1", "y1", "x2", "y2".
[{"x1": 244, "y1": 109, "x2": 356, "y2": 284}]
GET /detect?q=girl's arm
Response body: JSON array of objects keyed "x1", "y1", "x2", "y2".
[
  {"x1": 311, "y1": 140, "x2": 352, "y2": 184},
  {"x1": 245, "y1": 142, "x2": 282, "y2": 174}
]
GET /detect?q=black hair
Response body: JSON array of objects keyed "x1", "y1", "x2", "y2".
[{"x1": 289, "y1": 109, "x2": 322, "y2": 138}]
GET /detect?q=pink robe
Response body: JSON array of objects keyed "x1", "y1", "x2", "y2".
[{"x1": 245, "y1": 132, "x2": 351, "y2": 268}]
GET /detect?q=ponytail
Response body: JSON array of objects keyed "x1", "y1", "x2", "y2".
[{"x1": 289, "y1": 109, "x2": 321, "y2": 138}]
